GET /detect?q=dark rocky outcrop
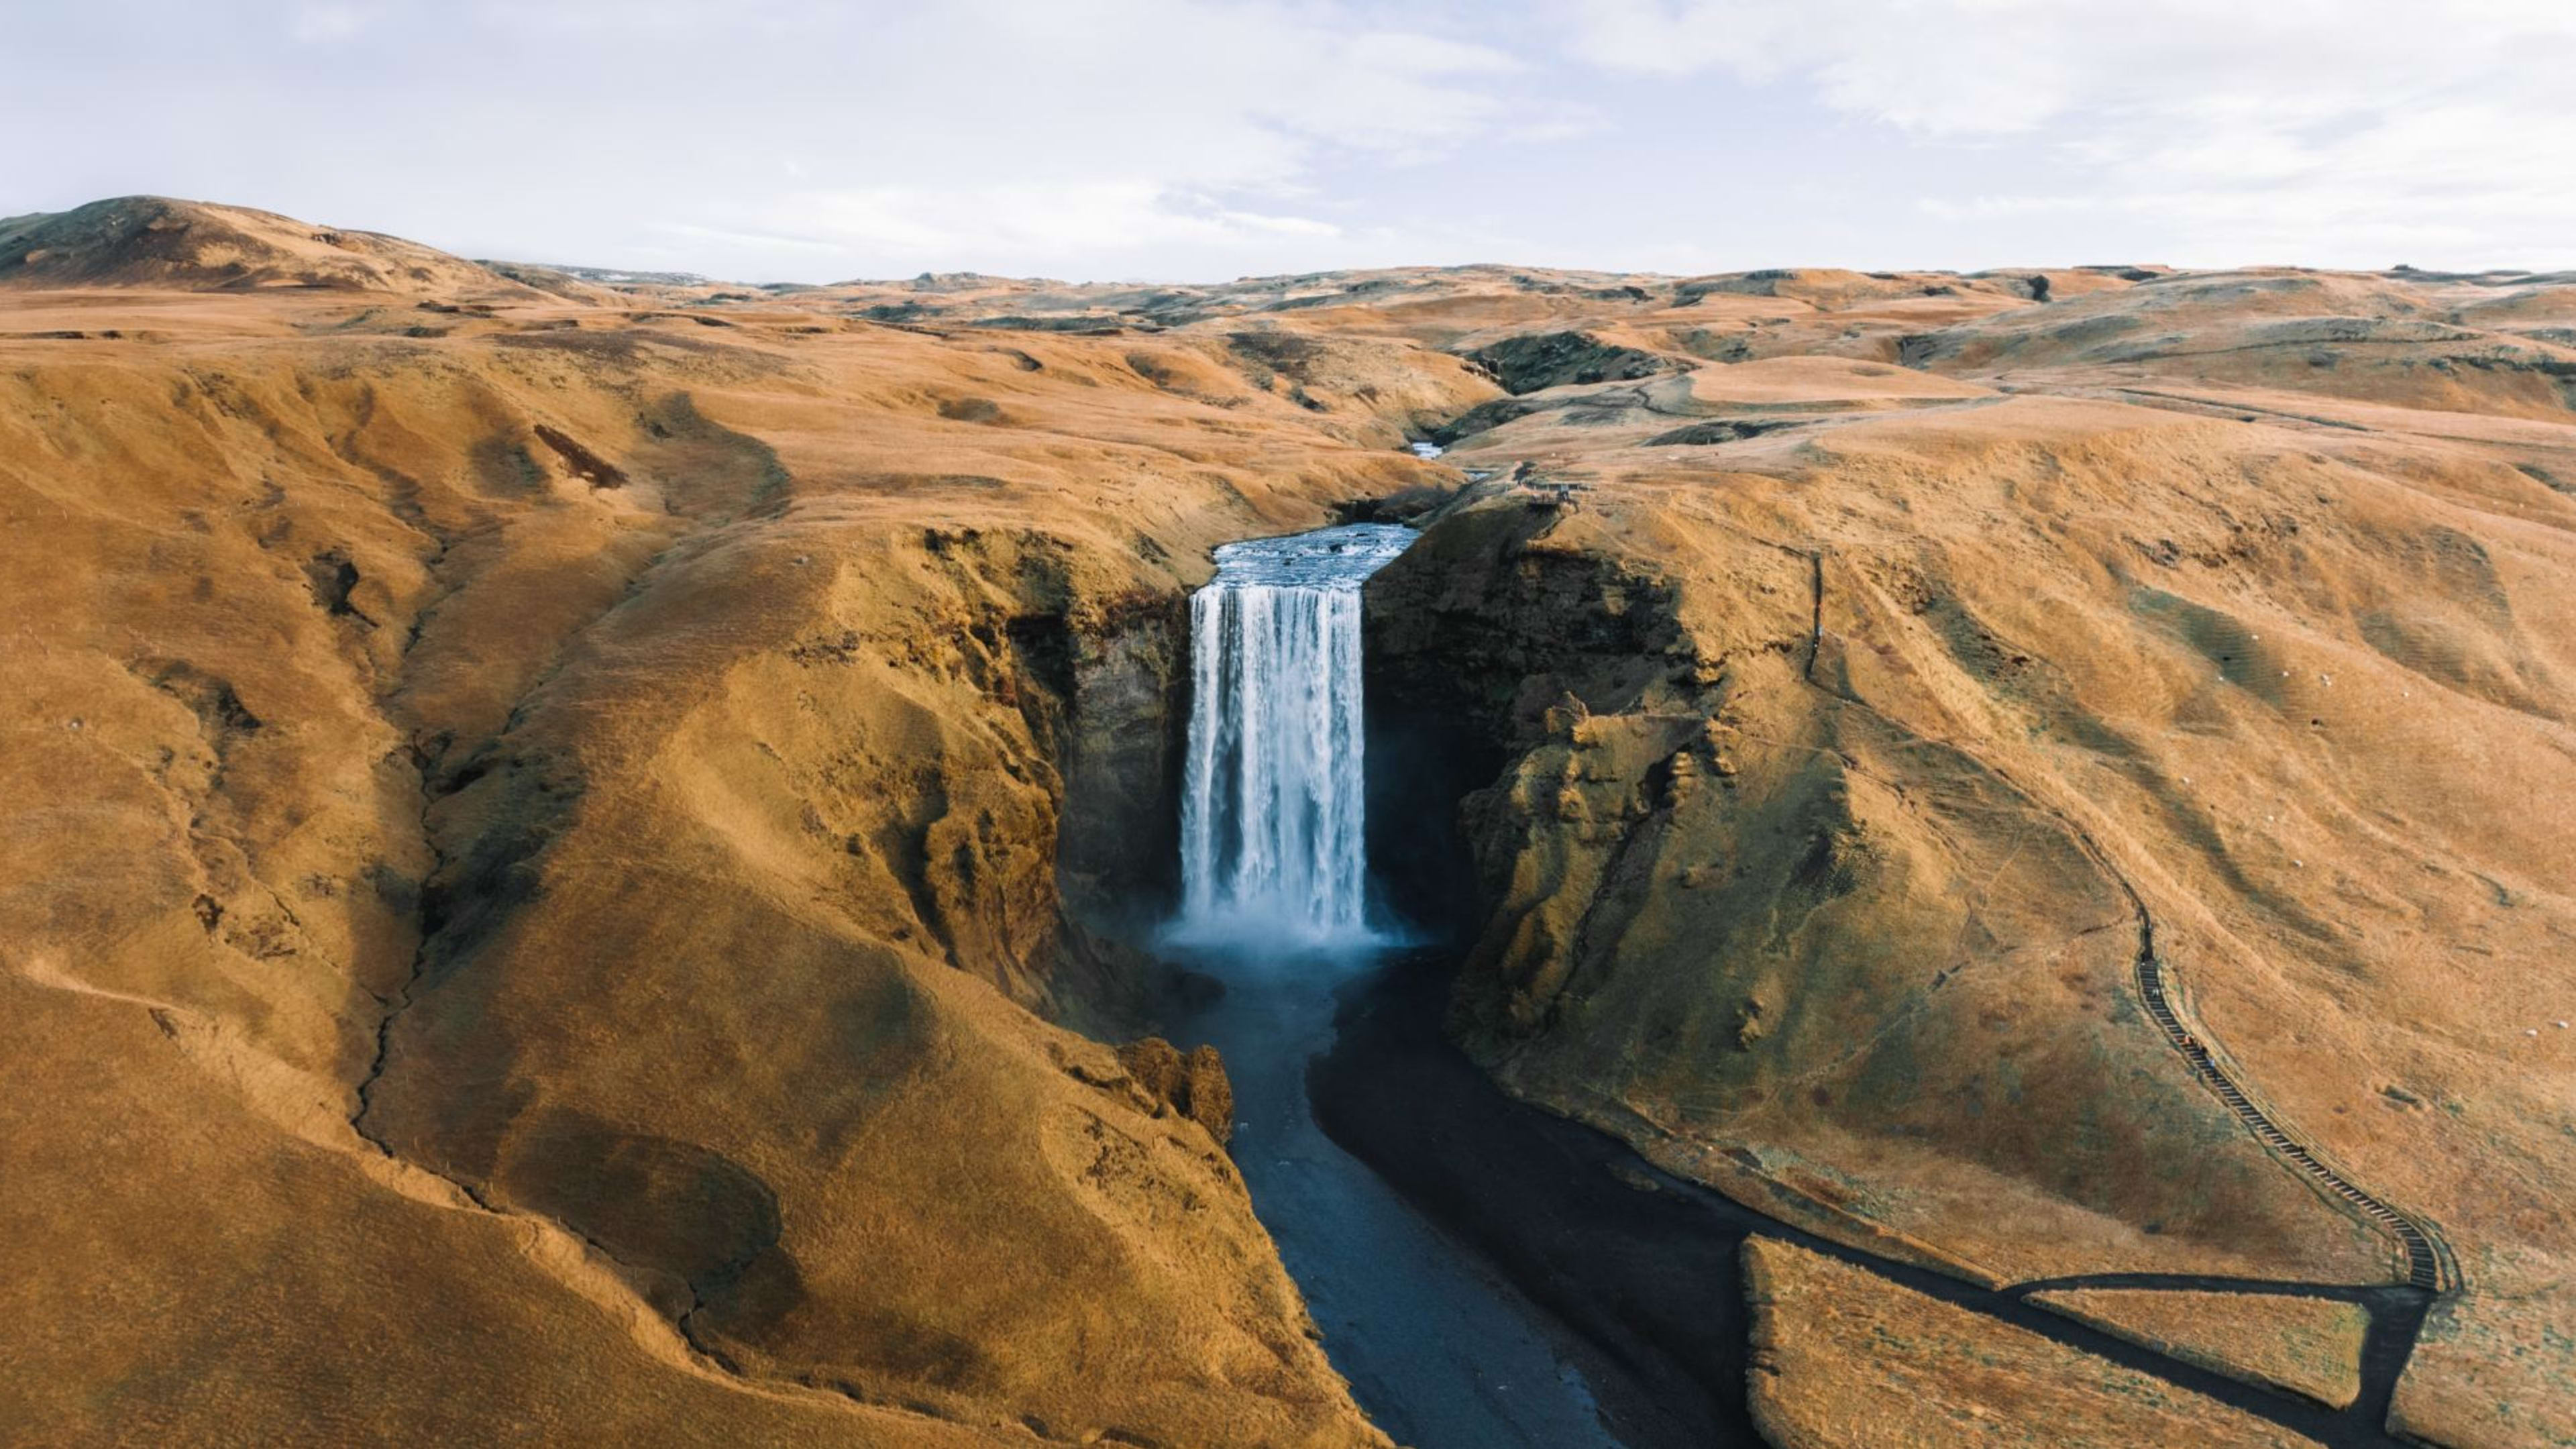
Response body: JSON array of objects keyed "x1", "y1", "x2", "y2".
[
  {"x1": 1642, "y1": 419, "x2": 1796, "y2": 447},
  {"x1": 1427, "y1": 395, "x2": 1541, "y2": 445},
  {"x1": 1460, "y1": 331, "x2": 1680, "y2": 394},
  {"x1": 1117, "y1": 1037, "x2": 1236, "y2": 1144}
]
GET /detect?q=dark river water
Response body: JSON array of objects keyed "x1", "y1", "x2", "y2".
[{"x1": 1169, "y1": 941, "x2": 1629, "y2": 1449}]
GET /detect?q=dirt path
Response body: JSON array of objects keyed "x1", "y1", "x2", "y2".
[
  {"x1": 1801, "y1": 551, "x2": 2457, "y2": 1296},
  {"x1": 2136, "y1": 950, "x2": 2453, "y2": 1292}
]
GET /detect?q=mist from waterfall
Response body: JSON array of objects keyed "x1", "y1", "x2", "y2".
[{"x1": 1172, "y1": 523, "x2": 1414, "y2": 951}]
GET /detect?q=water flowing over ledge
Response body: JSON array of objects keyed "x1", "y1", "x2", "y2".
[{"x1": 1171, "y1": 523, "x2": 1415, "y2": 952}]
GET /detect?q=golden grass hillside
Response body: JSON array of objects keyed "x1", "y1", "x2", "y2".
[
  {"x1": 0, "y1": 243, "x2": 1491, "y2": 1444},
  {"x1": 5, "y1": 200, "x2": 2573, "y2": 1446}
]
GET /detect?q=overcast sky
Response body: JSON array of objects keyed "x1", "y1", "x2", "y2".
[{"x1": 10, "y1": 1, "x2": 2574, "y2": 283}]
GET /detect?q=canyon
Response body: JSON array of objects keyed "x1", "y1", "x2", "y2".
[{"x1": 3, "y1": 196, "x2": 2573, "y2": 1446}]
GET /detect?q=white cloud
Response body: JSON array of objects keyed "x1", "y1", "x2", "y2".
[
  {"x1": 7, "y1": 1, "x2": 1522, "y2": 278},
  {"x1": 288, "y1": 5, "x2": 371, "y2": 43},
  {"x1": 1560, "y1": 0, "x2": 2576, "y2": 264},
  {"x1": 672, "y1": 3, "x2": 1518, "y2": 271},
  {"x1": 734, "y1": 182, "x2": 1346, "y2": 272},
  {"x1": 11, "y1": 0, "x2": 2573, "y2": 276}
]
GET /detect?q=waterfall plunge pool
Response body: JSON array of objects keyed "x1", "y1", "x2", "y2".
[{"x1": 1159, "y1": 522, "x2": 1631, "y2": 1448}]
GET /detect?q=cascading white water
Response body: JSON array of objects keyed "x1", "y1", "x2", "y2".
[{"x1": 1175, "y1": 523, "x2": 1415, "y2": 947}]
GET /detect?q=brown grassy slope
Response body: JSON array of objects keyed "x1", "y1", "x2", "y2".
[
  {"x1": 0, "y1": 196, "x2": 556, "y2": 301},
  {"x1": 1371, "y1": 458, "x2": 2388, "y2": 1287},
  {"x1": 2031, "y1": 1288, "x2": 2369, "y2": 1409},
  {"x1": 1907, "y1": 268, "x2": 2576, "y2": 423},
  {"x1": 1348, "y1": 272, "x2": 2576, "y2": 1442},
  {"x1": 0, "y1": 268, "x2": 1489, "y2": 1445},
  {"x1": 1743, "y1": 1238, "x2": 2312, "y2": 1448},
  {"x1": 10, "y1": 209, "x2": 2576, "y2": 1446}
]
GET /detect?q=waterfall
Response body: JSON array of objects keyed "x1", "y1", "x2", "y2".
[{"x1": 1175, "y1": 523, "x2": 1415, "y2": 947}]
